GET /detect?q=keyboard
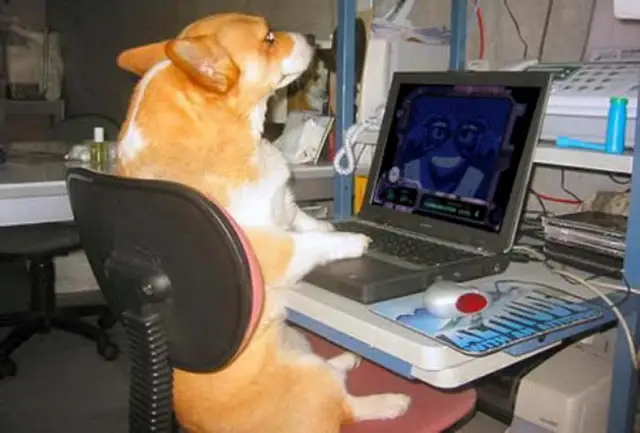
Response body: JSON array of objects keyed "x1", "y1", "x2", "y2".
[{"x1": 335, "y1": 221, "x2": 476, "y2": 265}]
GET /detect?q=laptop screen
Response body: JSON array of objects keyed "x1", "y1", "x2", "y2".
[{"x1": 370, "y1": 82, "x2": 543, "y2": 233}]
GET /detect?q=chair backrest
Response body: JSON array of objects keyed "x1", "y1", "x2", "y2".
[{"x1": 66, "y1": 167, "x2": 264, "y2": 372}]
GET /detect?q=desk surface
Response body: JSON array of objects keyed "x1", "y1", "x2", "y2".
[
  {"x1": 287, "y1": 262, "x2": 618, "y2": 389},
  {"x1": 0, "y1": 155, "x2": 70, "y2": 197}
]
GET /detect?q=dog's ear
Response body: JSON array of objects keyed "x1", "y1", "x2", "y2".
[
  {"x1": 117, "y1": 41, "x2": 170, "y2": 76},
  {"x1": 166, "y1": 36, "x2": 239, "y2": 94}
]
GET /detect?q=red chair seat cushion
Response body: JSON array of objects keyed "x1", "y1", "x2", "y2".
[{"x1": 295, "y1": 328, "x2": 477, "y2": 433}]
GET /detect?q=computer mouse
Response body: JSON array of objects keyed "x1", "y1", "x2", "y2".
[{"x1": 422, "y1": 280, "x2": 492, "y2": 319}]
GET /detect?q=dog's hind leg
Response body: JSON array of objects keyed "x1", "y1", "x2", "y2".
[{"x1": 345, "y1": 393, "x2": 412, "y2": 422}]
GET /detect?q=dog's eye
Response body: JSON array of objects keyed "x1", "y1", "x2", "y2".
[{"x1": 264, "y1": 31, "x2": 275, "y2": 44}]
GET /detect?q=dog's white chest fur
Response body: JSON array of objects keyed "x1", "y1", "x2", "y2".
[{"x1": 226, "y1": 139, "x2": 294, "y2": 229}]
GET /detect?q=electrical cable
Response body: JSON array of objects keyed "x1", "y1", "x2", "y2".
[
  {"x1": 529, "y1": 189, "x2": 552, "y2": 216},
  {"x1": 608, "y1": 173, "x2": 631, "y2": 185},
  {"x1": 512, "y1": 245, "x2": 631, "y2": 298},
  {"x1": 548, "y1": 268, "x2": 638, "y2": 369},
  {"x1": 529, "y1": 168, "x2": 588, "y2": 210},
  {"x1": 532, "y1": 190, "x2": 581, "y2": 206},
  {"x1": 581, "y1": 0, "x2": 597, "y2": 61},
  {"x1": 560, "y1": 169, "x2": 583, "y2": 204},
  {"x1": 333, "y1": 105, "x2": 385, "y2": 176},
  {"x1": 537, "y1": 0, "x2": 554, "y2": 60},
  {"x1": 502, "y1": 0, "x2": 529, "y2": 59},
  {"x1": 493, "y1": 267, "x2": 637, "y2": 369},
  {"x1": 470, "y1": 0, "x2": 486, "y2": 60}
]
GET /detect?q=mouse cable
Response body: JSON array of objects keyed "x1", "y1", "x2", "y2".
[
  {"x1": 498, "y1": 255, "x2": 638, "y2": 369},
  {"x1": 493, "y1": 275, "x2": 637, "y2": 369},
  {"x1": 548, "y1": 268, "x2": 638, "y2": 370}
]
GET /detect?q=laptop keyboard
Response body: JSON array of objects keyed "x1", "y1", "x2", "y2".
[{"x1": 334, "y1": 221, "x2": 477, "y2": 266}]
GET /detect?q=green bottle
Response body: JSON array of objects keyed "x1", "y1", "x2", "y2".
[{"x1": 89, "y1": 127, "x2": 109, "y2": 170}]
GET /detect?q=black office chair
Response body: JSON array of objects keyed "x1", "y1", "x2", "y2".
[
  {"x1": 0, "y1": 221, "x2": 119, "y2": 379},
  {"x1": 66, "y1": 167, "x2": 264, "y2": 432}
]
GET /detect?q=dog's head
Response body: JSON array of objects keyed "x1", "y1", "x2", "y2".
[{"x1": 117, "y1": 13, "x2": 314, "y2": 105}]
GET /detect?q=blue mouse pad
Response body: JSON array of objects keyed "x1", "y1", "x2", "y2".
[{"x1": 370, "y1": 281, "x2": 604, "y2": 357}]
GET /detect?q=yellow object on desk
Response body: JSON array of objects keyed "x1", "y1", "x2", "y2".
[
  {"x1": 353, "y1": 175, "x2": 368, "y2": 213},
  {"x1": 89, "y1": 127, "x2": 111, "y2": 170}
]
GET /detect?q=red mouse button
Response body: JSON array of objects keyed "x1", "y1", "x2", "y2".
[{"x1": 455, "y1": 293, "x2": 488, "y2": 314}]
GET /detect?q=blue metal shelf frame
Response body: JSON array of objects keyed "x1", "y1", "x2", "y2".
[
  {"x1": 333, "y1": 0, "x2": 357, "y2": 219},
  {"x1": 334, "y1": 0, "x2": 639, "y2": 430},
  {"x1": 607, "y1": 85, "x2": 640, "y2": 433}
]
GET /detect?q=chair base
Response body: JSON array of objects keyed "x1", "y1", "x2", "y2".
[
  {"x1": 0, "y1": 256, "x2": 119, "y2": 380},
  {"x1": 0, "y1": 306, "x2": 119, "y2": 380}
]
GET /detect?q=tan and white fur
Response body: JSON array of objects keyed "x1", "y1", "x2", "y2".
[{"x1": 115, "y1": 13, "x2": 410, "y2": 433}]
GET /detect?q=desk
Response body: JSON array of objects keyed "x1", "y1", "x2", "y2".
[
  {"x1": 287, "y1": 262, "x2": 618, "y2": 389},
  {"x1": 0, "y1": 156, "x2": 72, "y2": 226}
]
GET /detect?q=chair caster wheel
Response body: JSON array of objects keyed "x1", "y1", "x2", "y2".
[
  {"x1": 98, "y1": 312, "x2": 117, "y2": 329},
  {"x1": 97, "y1": 340, "x2": 119, "y2": 361},
  {"x1": 0, "y1": 358, "x2": 17, "y2": 379}
]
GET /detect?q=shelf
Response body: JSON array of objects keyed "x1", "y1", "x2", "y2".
[
  {"x1": 534, "y1": 142, "x2": 633, "y2": 174},
  {"x1": 356, "y1": 131, "x2": 634, "y2": 175}
]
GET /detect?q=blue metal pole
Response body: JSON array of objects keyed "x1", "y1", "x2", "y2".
[
  {"x1": 333, "y1": 0, "x2": 356, "y2": 220},
  {"x1": 449, "y1": 0, "x2": 468, "y2": 71},
  {"x1": 607, "y1": 88, "x2": 640, "y2": 432}
]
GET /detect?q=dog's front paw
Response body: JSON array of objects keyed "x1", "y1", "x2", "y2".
[{"x1": 337, "y1": 233, "x2": 371, "y2": 259}]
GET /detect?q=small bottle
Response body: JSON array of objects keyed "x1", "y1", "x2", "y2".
[
  {"x1": 605, "y1": 96, "x2": 628, "y2": 154},
  {"x1": 90, "y1": 127, "x2": 108, "y2": 169}
]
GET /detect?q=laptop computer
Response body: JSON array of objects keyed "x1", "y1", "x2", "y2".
[{"x1": 304, "y1": 70, "x2": 552, "y2": 304}]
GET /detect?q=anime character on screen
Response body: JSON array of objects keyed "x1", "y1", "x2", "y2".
[{"x1": 388, "y1": 89, "x2": 516, "y2": 202}]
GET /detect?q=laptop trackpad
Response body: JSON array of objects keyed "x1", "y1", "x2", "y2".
[{"x1": 304, "y1": 256, "x2": 425, "y2": 304}]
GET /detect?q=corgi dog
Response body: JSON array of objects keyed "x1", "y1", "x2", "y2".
[{"x1": 115, "y1": 13, "x2": 411, "y2": 433}]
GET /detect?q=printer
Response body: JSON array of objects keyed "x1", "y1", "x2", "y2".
[{"x1": 506, "y1": 337, "x2": 614, "y2": 433}]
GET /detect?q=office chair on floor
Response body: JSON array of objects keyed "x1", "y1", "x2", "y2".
[
  {"x1": 66, "y1": 167, "x2": 477, "y2": 433},
  {"x1": 0, "y1": 222, "x2": 119, "y2": 379}
]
